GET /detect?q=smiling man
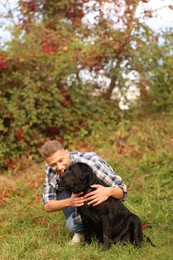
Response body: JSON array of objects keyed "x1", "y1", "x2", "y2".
[{"x1": 41, "y1": 140, "x2": 127, "y2": 245}]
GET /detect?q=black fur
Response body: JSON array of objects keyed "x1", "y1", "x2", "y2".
[{"x1": 57, "y1": 162, "x2": 143, "y2": 250}]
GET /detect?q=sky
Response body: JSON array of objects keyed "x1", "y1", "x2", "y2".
[
  {"x1": 0, "y1": 0, "x2": 19, "y2": 44},
  {"x1": 137, "y1": 0, "x2": 173, "y2": 31}
]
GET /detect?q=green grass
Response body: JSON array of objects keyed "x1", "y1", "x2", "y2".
[{"x1": 1, "y1": 115, "x2": 173, "y2": 259}]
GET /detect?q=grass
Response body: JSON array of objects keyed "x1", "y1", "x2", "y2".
[{"x1": 0, "y1": 115, "x2": 173, "y2": 260}]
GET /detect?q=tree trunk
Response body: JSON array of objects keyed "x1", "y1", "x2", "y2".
[{"x1": 104, "y1": 0, "x2": 139, "y2": 100}]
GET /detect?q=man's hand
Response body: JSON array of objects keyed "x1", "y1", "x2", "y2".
[
  {"x1": 84, "y1": 185, "x2": 112, "y2": 206},
  {"x1": 70, "y1": 192, "x2": 85, "y2": 207},
  {"x1": 84, "y1": 185, "x2": 124, "y2": 206}
]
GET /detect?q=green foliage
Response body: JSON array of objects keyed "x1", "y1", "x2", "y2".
[
  {"x1": 149, "y1": 37, "x2": 173, "y2": 111},
  {"x1": 133, "y1": 33, "x2": 173, "y2": 112}
]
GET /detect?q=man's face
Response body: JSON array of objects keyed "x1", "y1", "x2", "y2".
[{"x1": 46, "y1": 150, "x2": 70, "y2": 175}]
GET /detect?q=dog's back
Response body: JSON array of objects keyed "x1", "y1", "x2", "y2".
[{"x1": 78, "y1": 192, "x2": 143, "y2": 249}]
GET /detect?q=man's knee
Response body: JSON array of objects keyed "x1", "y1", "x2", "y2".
[{"x1": 66, "y1": 215, "x2": 83, "y2": 233}]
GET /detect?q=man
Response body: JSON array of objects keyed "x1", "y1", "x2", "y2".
[{"x1": 41, "y1": 140, "x2": 127, "y2": 245}]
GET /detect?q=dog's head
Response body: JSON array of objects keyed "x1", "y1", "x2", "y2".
[{"x1": 57, "y1": 162, "x2": 96, "y2": 193}]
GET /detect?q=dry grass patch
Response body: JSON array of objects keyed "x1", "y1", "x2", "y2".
[{"x1": 0, "y1": 175, "x2": 16, "y2": 194}]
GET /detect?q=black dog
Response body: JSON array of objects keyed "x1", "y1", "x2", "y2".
[{"x1": 57, "y1": 162, "x2": 143, "y2": 250}]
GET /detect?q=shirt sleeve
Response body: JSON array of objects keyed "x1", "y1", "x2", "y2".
[
  {"x1": 91, "y1": 161, "x2": 127, "y2": 202},
  {"x1": 42, "y1": 166, "x2": 57, "y2": 204}
]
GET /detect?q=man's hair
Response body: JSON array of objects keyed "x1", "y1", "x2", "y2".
[{"x1": 41, "y1": 140, "x2": 64, "y2": 159}]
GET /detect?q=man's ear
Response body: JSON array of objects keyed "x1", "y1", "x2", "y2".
[{"x1": 65, "y1": 149, "x2": 69, "y2": 156}]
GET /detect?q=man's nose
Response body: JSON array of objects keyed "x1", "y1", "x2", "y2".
[{"x1": 55, "y1": 162, "x2": 62, "y2": 169}]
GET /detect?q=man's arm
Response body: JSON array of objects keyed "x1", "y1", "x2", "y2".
[
  {"x1": 107, "y1": 186, "x2": 124, "y2": 199},
  {"x1": 44, "y1": 193, "x2": 85, "y2": 212}
]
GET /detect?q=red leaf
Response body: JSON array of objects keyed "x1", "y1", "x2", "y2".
[
  {"x1": 43, "y1": 219, "x2": 49, "y2": 227},
  {"x1": 15, "y1": 129, "x2": 26, "y2": 141},
  {"x1": 118, "y1": 145, "x2": 125, "y2": 154},
  {"x1": 142, "y1": 221, "x2": 151, "y2": 230},
  {"x1": 0, "y1": 55, "x2": 8, "y2": 69},
  {"x1": 28, "y1": 182, "x2": 39, "y2": 190}
]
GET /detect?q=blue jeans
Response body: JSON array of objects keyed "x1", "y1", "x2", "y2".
[{"x1": 57, "y1": 189, "x2": 83, "y2": 234}]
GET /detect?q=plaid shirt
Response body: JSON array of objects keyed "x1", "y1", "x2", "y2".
[{"x1": 43, "y1": 151, "x2": 127, "y2": 205}]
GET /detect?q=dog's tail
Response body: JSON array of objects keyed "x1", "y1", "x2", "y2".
[
  {"x1": 143, "y1": 234, "x2": 156, "y2": 247},
  {"x1": 142, "y1": 221, "x2": 156, "y2": 247}
]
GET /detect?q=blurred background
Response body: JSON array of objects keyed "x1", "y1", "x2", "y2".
[{"x1": 0, "y1": 0, "x2": 173, "y2": 169}]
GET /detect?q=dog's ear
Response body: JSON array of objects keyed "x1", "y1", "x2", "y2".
[
  {"x1": 70, "y1": 163, "x2": 82, "y2": 175},
  {"x1": 79, "y1": 163, "x2": 93, "y2": 182},
  {"x1": 68, "y1": 163, "x2": 93, "y2": 183}
]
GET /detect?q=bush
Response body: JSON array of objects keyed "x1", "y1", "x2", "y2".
[{"x1": 0, "y1": 54, "x2": 120, "y2": 169}]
